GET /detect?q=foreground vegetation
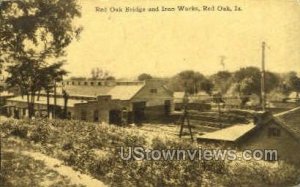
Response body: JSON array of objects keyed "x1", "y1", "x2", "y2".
[
  {"x1": 0, "y1": 141, "x2": 84, "y2": 187},
  {"x1": 1, "y1": 119, "x2": 300, "y2": 186}
]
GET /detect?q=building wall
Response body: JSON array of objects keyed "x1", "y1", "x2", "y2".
[
  {"x1": 241, "y1": 119, "x2": 300, "y2": 165},
  {"x1": 73, "y1": 96, "x2": 131, "y2": 123},
  {"x1": 131, "y1": 79, "x2": 174, "y2": 119},
  {"x1": 132, "y1": 80, "x2": 172, "y2": 106},
  {"x1": 6, "y1": 99, "x2": 75, "y2": 119}
]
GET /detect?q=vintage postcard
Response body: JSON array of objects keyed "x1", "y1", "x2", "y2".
[{"x1": 0, "y1": 0, "x2": 300, "y2": 186}]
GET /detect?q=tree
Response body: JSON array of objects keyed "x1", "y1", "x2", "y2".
[
  {"x1": 200, "y1": 78, "x2": 214, "y2": 95},
  {"x1": 289, "y1": 74, "x2": 300, "y2": 98},
  {"x1": 39, "y1": 61, "x2": 68, "y2": 117},
  {"x1": 62, "y1": 89, "x2": 69, "y2": 119},
  {"x1": 106, "y1": 76, "x2": 115, "y2": 81},
  {"x1": 278, "y1": 72, "x2": 297, "y2": 95},
  {"x1": 0, "y1": 0, "x2": 82, "y2": 118},
  {"x1": 138, "y1": 73, "x2": 153, "y2": 81},
  {"x1": 210, "y1": 71, "x2": 232, "y2": 95},
  {"x1": 6, "y1": 57, "x2": 41, "y2": 117},
  {"x1": 90, "y1": 68, "x2": 114, "y2": 80},
  {"x1": 168, "y1": 70, "x2": 212, "y2": 95},
  {"x1": 233, "y1": 66, "x2": 279, "y2": 106}
]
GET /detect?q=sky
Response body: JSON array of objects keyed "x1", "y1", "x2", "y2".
[{"x1": 64, "y1": 0, "x2": 300, "y2": 78}]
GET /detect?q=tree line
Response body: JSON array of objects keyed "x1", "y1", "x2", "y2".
[{"x1": 138, "y1": 68, "x2": 300, "y2": 105}]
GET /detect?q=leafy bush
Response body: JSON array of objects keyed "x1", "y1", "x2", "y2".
[
  {"x1": 29, "y1": 122, "x2": 51, "y2": 143},
  {"x1": 221, "y1": 161, "x2": 300, "y2": 187}
]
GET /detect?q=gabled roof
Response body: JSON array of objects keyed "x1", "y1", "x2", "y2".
[
  {"x1": 288, "y1": 92, "x2": 299, "y2": 99},
  {"x1": 58, "y1": 86, "x2": 113, "y2": 97},
  {"x1": 275, "y1": 107, "x2": 300, "y2": 140},
  {"x1": 197, "y1": 123, "x2": 256, "y2": 142},
  {"x1": 107, "y1": 84, "x2": 145, "y2": 100},
  {"x1": 197, "y1": 107, "x2": 300, "y2": 143}
]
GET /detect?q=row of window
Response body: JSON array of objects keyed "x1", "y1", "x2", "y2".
[
  {"x1": 63, "y1": 81, "x2": 109, "y2": 86},
  {"x1": 62, "y1": 81, "x2": 143, "y2": 86}
]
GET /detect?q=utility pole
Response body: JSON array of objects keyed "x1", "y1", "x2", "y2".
[
  {"x1": 261, "y1": 42, "x2": 266, "y2": 111},
  {"x1": 0, "y1": 133, "x2": 2, "y2": 172}
]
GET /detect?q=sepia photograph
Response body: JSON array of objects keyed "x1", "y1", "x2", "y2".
[{"x1": 0, "y1": 0, "x2": 300, "y2": 186}]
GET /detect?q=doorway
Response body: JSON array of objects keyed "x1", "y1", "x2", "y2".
[
  {"x1": 132, "y1": 102, "x2": 146, "y2": 124},
  {"x1": 109, "y1": 110, "x2": 122, "y2": 125}
]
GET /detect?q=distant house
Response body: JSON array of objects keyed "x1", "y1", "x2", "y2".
[
  {"x1": 174, "y1": 92, "x2": 185, "y2": 103},
  {"x1": 286, "y1": 92, "x2": 300, "y2": 103},
  {"x1": 197, "y1": 109, "x2": 300, "y2": 165},
  {"x1": 6, "y1": 79, "x2": 174, "y2": 124},
  {"x1": 188, "y1": 91, "x2": 211, "y2": 104},
  {"x1": 222, "y1": 96, "x2": 241, "y2": 109}
]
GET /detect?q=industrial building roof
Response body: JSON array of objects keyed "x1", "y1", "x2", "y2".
[
  {"x1": 107, "y1": 84, "x2": 145, "y2": 100},
  {"x1": 59, "y1": 86, "x2": 113, "y2": 97},
  {"x1": 56, "y1": 82, "x2": 146, "y2": 101},
  {"x1": 7, "y1": 96, "x2": 87, "y2": 107},
  {"x1": 197, "y1": 123, "x2": 256, "y2": 142},
  {"x1": 275, "y1": 107, "x2": 300, "y2": 140}
]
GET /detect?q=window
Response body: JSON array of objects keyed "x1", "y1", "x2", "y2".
[
  {"x1": 150, "y1": 88, "x2": 157, "y2": 93},
  {"x1": 268, "y1": 127, "x2": 281, "y2": 137},
  {"x1": 91, "y1": 82, "x2": 94, "y2": 86},
  {"x1": 71, "y1": 81, "x2": 74, "y2": 85},
  {"x1": 98, "y1": 82, "x2": 102, "y2": 86},
  {"x1": 84, "y1": 82, "x2": 88, "y2": 85}
]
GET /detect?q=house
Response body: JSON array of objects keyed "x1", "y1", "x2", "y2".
[
  {"x1": 191, "y1": 91, "x2": 211, "y2": 102},
  {"x1": 197, "y1": 109, "x2": 300, "y2": 165},
  {"x1": 286, "y1": 92, "x2": 300, "y2": 103},
  {"x1": 6, "y1": 79, "x2": 174, "y2": 124}
]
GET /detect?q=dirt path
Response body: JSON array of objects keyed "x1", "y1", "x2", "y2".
[{"x1": 21, "y1": 150, "x2": 107, "y2": 187}]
